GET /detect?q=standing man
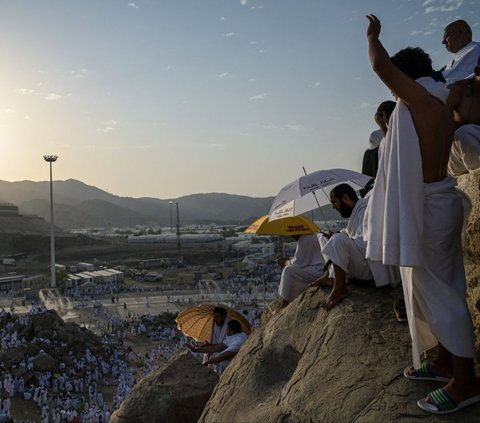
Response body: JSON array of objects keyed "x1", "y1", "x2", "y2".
[
  {"x1": 441, "y1": 20, "x2": 480, "y2": 84},
  {"x1": 201, "y1": 307, "x2": 229, "y2": 368},
  {"x1": 365, "y1": 14, "x2": 480, "y2": 414},
  {"x1": 362, "y1": 100, "x2": 396, "y2": 178}
]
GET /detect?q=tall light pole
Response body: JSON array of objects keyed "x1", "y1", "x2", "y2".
[
  {"x1": 176, "y1": 202, "x2": 181, "y2": 252},
  {"x1": 169, "y1": 201, "x2": 173, "y2": 232},
  {"x1": 44, "y1": 155, "x2": 58, "y2": 289}
]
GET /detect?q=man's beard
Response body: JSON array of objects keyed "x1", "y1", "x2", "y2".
[{"x1": 338, "y1": 201, "x2": 353, "y2": 218}]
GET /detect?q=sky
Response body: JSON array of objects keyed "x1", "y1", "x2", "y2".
[{"x1": 0, "y1": 0, "x2": 478, "y2": 199}]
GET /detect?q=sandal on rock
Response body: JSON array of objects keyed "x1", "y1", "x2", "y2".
[
  {"x1": 403, "y1": 362, "x2": 450, "y2": 383},
  {"x1": 417, "y1": 388, "x2": 480, "y2": 415}
]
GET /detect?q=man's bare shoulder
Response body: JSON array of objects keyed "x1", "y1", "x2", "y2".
[
  {"x1": 446, "y1": 80, "x2": 467, "y2": 108},
  {"x1": 447, "y1": 79, "x2": 468, "y2": 91}
]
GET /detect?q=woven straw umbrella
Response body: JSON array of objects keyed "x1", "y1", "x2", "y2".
[{"x1": 176, "y1": 303, "x2": 252, "y2": 342}]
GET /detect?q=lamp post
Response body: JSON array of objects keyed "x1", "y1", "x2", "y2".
[
  {"x1": 44, "y1": 155, "x2": 58, "y2": 289},
  {"x1": 169, "y1": 201, "x2": 173, "y2": 232},
  {"x1": 176, "y1": 202, "x2": 181, "y2": 252}
]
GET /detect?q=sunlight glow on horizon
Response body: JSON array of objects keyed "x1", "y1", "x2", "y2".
[{"x1": 0, "y1": 0, "x2": 478, "y2": 199}]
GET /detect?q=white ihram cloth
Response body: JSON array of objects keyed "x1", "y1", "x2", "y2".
[
  {"x1": 322, "y1": 199, "x2": 372, "y2": 281},
  {"x1": 278, "y1": 234, "x2": 324, "y2": 302},
  {"x1": 203, "y1": 319, "x2": 229, "y2": 365},
  {"x1": 321, "y1": 199, "x2": 400, "y2": 287},
  {"x1": 211, "y1": 320, "x2": 229, "y2": 344},
  {"x1": 448, "y1": 124, "x2": 480, "y2": 176},
  {"x1": 442, "y1": 41, "x2": 480, "y2": 84},
  {"x1": 363, "y1": 77, "x2": 474, "y2": 367},
  {"x1": 216, "y1": 332, "x2": 248, "y2": 375}
]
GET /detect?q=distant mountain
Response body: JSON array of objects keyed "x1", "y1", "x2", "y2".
[{"x1": 0, "y1": 179, "x2": 340, "y2": 230}]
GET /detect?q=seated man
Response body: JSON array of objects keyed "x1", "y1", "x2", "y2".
[
  {"x1": 186, "y1": 320, "x2": 248, "y2": 375},
  {"x1": 277, "y1": 233, "x2": 325, "y2": 308},
  {"x1": 310, "y1": 183, "x2": 399, "y2": 310},
  {"x1": 447, "y1": 55, "x2": 480, "y2": 175},
  {"x1": 441, "y1": 20, "x2": 480, "y2": 84}
]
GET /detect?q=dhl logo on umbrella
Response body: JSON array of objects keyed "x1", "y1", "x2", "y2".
[
  {"x1": 245, "y1": 215, "x2": 319, "y2": 236},
  {"x1": 286, "y1": 224, "x2": 308, "y2": 233}
]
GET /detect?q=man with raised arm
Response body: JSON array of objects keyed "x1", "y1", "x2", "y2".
[{"x1": 364, "y1": 14, "x2": 480, "y2": 414}]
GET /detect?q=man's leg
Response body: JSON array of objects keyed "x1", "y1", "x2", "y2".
[
  {"x1": 444, "y1": 354, "x2": 480, "y2": 403},
  {"x1": 322, "y1": 263, "x2": 351, "y2": 310},
  {"x1": 448, "y1": 124, "x2": 480, "y2": 175},
  {"x1": 405, "y1": 342, "x2": 452, "y2": 378},
  {"x1": 309, "y1": 270, "x2": 333, "y2": 287},
  {"x1": 419, "y1": 346, "x2": 480, "y2": 406}
]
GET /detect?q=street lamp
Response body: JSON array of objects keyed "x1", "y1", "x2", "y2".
[
  {"x1": 169, "y1": 201, "x2": 173, "y2": 232},
  {"x1": 44, "y1": 155, "x2": 58, "y2": 289},
  {"x1": 176, "y1": 202, "x2": 181, "y2": 252}
]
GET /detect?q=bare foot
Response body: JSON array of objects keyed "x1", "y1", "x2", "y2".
[
  {"x1": 309, "y1": 277, "x2": 333, "y2": 288},
  {"x1": 321, "y1": 286, "x2": 351, "y2": 310}
]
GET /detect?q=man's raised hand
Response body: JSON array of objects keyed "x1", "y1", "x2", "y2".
[{"x1": 366, "y1": 14, "x2": 381, "y2": 40}]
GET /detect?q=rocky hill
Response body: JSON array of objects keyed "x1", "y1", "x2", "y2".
[{"x1": 197, "y1": 171, "x2": 480, "y2": 423}]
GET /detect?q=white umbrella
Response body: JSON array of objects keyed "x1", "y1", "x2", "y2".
[{"x1": 269, "y1": 168, "x2": 372, "y2": 222}]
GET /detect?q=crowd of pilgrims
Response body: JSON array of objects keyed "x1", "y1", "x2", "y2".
[
  {"x1": 0, "y1": 306, "x2": 186, "y2": 423},
  {"x1": 0, "y1": 262, "x2": 281, "y2": 422}
]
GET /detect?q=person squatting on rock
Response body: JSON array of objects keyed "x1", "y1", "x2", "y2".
[
  {"x1": 446, "y1": 54, "x2": 480, "y2": 176},
  {"x1": 364, "y1": 14, "x2": 480, "y2": 415},
  {"x1": 309, "y1": 183, "x2": 399, "y2": 310},
  {"x1": 276, "y1": 234, "x2": 325, "y2": 309},
  {"x1": 186, "y1": 320, "x2": 248, "y2": 375}
]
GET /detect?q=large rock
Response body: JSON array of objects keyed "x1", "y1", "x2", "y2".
[
  {"x1": 200, "y1": 286, "x2": 480, "y2": 423},
  {"x1": 32, "y1": 352, "x2": 56, "y2": 372},
  {"x1": 199, "y1": 171, "x2": 480, "y2": 423},
  {"x1": 458, "y1": 170, "x2": 480, "y2": 353},
  {"x1": 110, "y1": 350, "x2": 218, "y2": 423},
  {"x1": 0, "y1": 345, "x2": 28, "y2": 367}
]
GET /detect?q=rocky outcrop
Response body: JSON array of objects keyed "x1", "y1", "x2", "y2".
[
  {"x1": 458, "y1": 171, "x2": 480, "y2": 352},
  {"x1": 199, "y1": 171, "x2": 480, "y2": 423},
  {"x1": 110, "y1": 350, "x2": 218, "y2": 423}
]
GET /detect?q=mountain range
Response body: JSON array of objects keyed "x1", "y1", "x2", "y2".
[{"x1": 0, "y1": 179, "x2": 339, "y2": 230}]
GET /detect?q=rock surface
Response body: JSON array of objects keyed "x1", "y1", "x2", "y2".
[
  {"x1": 110, "y1": 350, "x2": 218, "y2": 423},
  {"x1": 458, "y1": 171, "x2": 480, "y2": 353},
  {"x1": 199, "y1": 171, "x2": 480, "y2": 423}
]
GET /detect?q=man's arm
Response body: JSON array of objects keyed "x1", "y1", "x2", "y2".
[
  {"x1": 446, "y1": 81, "x2": 465, "y2": 128},
  {"x1": 186, "y1": 342, "x2": 226, "y2": 354},
  {"x1": 203, "y1": 350, "x2": 237, "y2": 365},
  {"x1": 366, "y1": 15, "x2": 430, "y2": 108}
]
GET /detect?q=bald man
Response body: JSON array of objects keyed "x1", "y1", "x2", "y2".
[{"x1": 442, "y1": 20, "x2": 480, "y2": 84}]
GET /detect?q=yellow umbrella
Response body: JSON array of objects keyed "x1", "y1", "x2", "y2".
[
  {"x1": 245, "y1": 214, "x2": 319, "y2": 236},
  {"x1": 176, "y1": 304, "x2": 252, "y2": 342}
]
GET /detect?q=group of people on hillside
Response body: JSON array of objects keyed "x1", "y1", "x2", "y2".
[
  {"x1": 183, "y1": 15, "x2": 480, "y2": 417},
  {"x1": 275, "y1": 16, "x2": 480, "y2": 415}
]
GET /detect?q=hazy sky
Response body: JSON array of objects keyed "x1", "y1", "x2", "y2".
[{"x1": 0, "y1": 0, "x2": 478, "y2": 199}]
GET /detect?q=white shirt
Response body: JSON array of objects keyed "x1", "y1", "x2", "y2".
[
  {"x1": 287, "y1": 234, "x2": 324, "y2": 268},
  {"x1": 442, "y1": 41, "x2": 480, "y2": 84},
  {"x1": 223, "y1": 332, "x2": 248, "y2": 353}
]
